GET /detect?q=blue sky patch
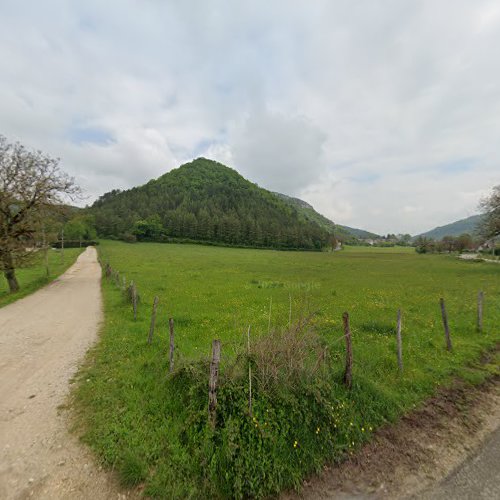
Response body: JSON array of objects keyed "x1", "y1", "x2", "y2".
[{"x1": 68, "y1": 125, "x2": 114, "y2": 146}]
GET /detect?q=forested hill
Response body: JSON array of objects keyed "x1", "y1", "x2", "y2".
[
  {"x1": 90, "y1": 158, "x2": 331, "y2": 250},
  {"x1": 415, "y1": 214, "x2": 483, "y2": 240}
]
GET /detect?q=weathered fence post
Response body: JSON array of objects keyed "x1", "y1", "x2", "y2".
[
  {"x1": 440, "y1": 298, "x2": 453, "y2": 351},
  {"x1": 342, "y1": 312, "x2": 353, "y2": 389},
  {"x1": 169, "y1": 318, "x2": 175, "y2": 373},
  {"x1": 148, "y1": 296, "x2": 159, "y2": 344},
  {"x1": 268, "y1": 297, "x2": 272, "y2": 334},
  {"x1": 247, "y1": 325, "x2": 252, "y2": 417},
  {"x1": 122, "y1": 275, "x2": 126, "y2": 292},
  {"x1": 105, "y1": 264, "x2": 111, "y2": 279},
  {"x1": 396, "y1": 309, "x2": 403, "y2": 372},
  {"x1": 132, "y1": 283, "x2": 137, "y2": 321},
  {"x1": 208, "y1": 339, "x2": 221, "y2": 427},
  {"x1": 477, "y1": 290, "x2": 484, "y2": 332}
]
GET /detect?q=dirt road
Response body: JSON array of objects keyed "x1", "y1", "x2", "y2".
[{"x1": 0, "y1": 247, "x2": 126, "y2": 499}]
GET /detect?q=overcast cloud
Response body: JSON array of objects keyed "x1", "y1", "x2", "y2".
[{"x1": 0, "y1": 0, "x2": 499, "y2": 234}]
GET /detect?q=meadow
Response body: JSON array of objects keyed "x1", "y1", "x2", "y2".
[
  {"x1": 73, "y1": 241, "x2": 500, "y2": 498},
  {"x1": 0, "y1": 247, "x2": 84, "y2": 308}
]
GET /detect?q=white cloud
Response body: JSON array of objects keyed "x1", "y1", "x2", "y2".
[
  {"x1": 0, "y1": 0, "x2": 499, "y2": 233},
  {"x1": 230, "y1": 109, "x2": 327, "y2": 194}
]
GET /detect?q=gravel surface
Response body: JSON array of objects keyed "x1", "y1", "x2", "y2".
[{"x1": 0, "y1": 247, "x2": 131, "y2": 499}]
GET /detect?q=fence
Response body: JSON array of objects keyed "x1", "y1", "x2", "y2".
[{"x1": 100, "y1": 256, "x2": 489, "y2": 426}]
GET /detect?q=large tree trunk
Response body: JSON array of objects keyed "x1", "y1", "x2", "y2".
[{"x1": 2, "y1": 252, "x2": 20, "y2": 293}]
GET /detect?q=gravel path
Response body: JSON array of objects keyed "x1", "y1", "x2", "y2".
[{"x1": 0, "y1": 247, "x2": 127, "y2": 499}]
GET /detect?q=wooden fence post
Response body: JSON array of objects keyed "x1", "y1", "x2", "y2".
[
  {"x1": 440, "y1": 298, "x2": 453, "y2": 351},
  {"x1": 247, "y1": 325, "x2": 252, "y2": 417},
  {"x1": 208, "y1": 339, "x2": 221, "y2": 427},
  {"x1": 396, "y1": 309, "x2": 403, "y2": 372},
  {"x1": 268, "y1": 297, "x2": 272, "y2": 334},
  {"x1": 132, "y1": 283, "x2": 137, "y2": 321},
  {"x1": 342, "y1": 312, "x2": 353, "y2": 389},
  {"x1": 148, "y1": 296, "x2": 159, "y2": 344},
  {"x1": 477, "y1": 291, "x2": 484, "y2": 332},
  {"x1": 169, "y1": 318, "x2": 175, "y2": 373}
]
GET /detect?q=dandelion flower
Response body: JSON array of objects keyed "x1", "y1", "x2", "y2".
[
  {"x1": 293, "y1": 440, "x2": 298, "y2": 448},
  {"x1": 316, "y1": 427, "x2": 320, "y2": 434}
]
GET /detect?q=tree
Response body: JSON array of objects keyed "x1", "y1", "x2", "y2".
[
  {"x1": 414, "y1": 236, "x2": 435, "y2": 254},
  {"x1": 455, "y1": 233, "x2": 473, "y2": 252},
  {"x1": 479, "y1": 185, "x2": 500, "y2": 240},
  {"x1": 0, "y1": 135, "x2": 79, "y2": 292},
  {"x1": 441, "y1": 235, "x2": 456, "y2": 253},
  {"x1": 133, "y1": 215, "x2": 164, "y2": 241},
  {"x1": 64, "y1": 214, "x2": 97, "y2": 243}
]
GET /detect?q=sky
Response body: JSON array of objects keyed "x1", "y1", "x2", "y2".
[{"x1": 1, "y1": 0, "x2": 499, "y2": 235}]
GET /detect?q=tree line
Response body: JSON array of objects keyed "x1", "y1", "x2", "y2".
[{"x1": 415, "y1": 233, "x2": 480, "y2": 254}]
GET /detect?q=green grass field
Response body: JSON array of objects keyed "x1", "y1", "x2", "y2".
[
  {"x1": 73, "y1": 241, "x2": 500, "y2": 498},
  {"x1": 0, "y1": 248, "x2": 84, "y2": 308}
]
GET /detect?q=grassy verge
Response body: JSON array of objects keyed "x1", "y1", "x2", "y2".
[
  {"x1": 72, "y1": 241, "x2": 500, "y2": 498},
  {"x1": 0, "y1": 248, "x2": 85, "y2": 308}
]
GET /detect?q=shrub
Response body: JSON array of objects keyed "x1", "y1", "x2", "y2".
[{"x1": 169, "y1": 322, "x2": 366, "y2": 498}]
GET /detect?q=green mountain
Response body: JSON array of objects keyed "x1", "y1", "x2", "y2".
[
  {"x1": 337, "y1": 225, "x2": 380, "y2": 240},
  {"x1": 416, "y1": 214, "x2": 483, "y2": 240},
  {"x1": 90, "y1": 158, "x2": 330, "y2": 250},
  {"x1": 274, "y1": 193, "x2": 378, "y2": 241}
]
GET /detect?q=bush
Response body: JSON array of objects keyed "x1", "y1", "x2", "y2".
[
  {"x1": 168, "y1": 322, "x2": 370, "y2": 499},
  {"x1": 120, "y1": 233, "x2": 137, "y2": 243}
]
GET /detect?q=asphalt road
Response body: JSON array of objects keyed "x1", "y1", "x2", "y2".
[{"x1": 420, "y1": 425, "x2": 500, "y2": 499}]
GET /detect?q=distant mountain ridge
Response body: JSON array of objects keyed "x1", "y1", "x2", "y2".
[
  {"x1": 337, "y1": 225, "x2": 380, "y2": 240},
  {"x1": 416, "y1": 214, "x2": 483, "y2": 239},
  {"x1": 274, "y1": 193, "x2": 380, "y2": 241}
]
